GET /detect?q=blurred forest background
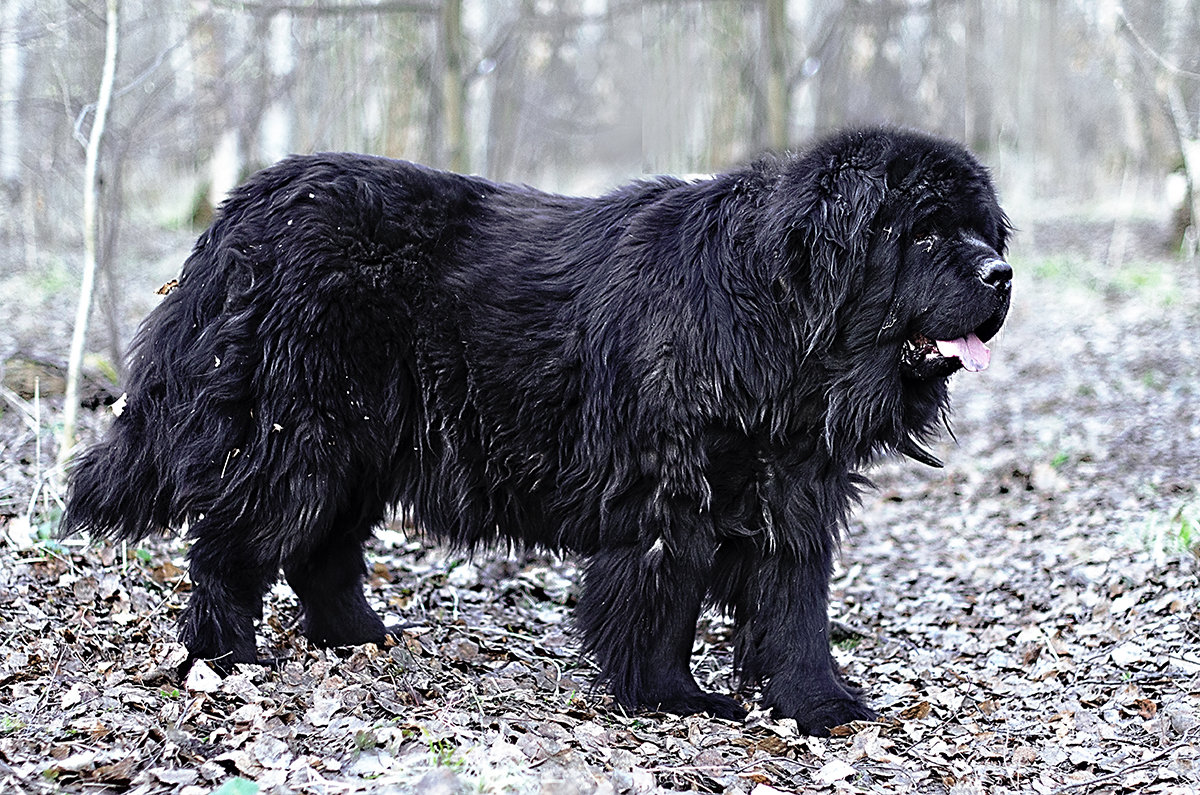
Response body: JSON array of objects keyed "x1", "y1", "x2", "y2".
[
  {"x1": 2, "y1": 6, "x2": 1200, "y2": 791},
  {"x1": 0, "y1": 0, "x2": 1199, "y2": 372}
]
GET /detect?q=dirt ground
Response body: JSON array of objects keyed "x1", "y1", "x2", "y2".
[{"x1": 0, "y1": 214, "x2": 1197, "y2": 794}]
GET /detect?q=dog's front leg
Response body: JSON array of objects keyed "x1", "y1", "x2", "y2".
[{"x1": 736, "y1": 534, "x2": 876, "y2": 735}]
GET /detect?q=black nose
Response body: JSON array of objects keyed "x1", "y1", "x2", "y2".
[{"x1": 979, "y1": 258, "x2": 1012, "y2": 290}]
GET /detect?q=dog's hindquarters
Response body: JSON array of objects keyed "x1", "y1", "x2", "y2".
[{"x1": 64, "y1": 156, "x2": 446, "y2": 668}]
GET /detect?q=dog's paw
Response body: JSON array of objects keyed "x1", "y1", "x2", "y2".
[
  {"x1": 301, "y1": 612, "x2": 388, "y2": 649},
  {"x1": 785, "y1": 695, "x2": 877, "y2": 737}
]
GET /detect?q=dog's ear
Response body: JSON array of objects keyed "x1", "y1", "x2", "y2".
[
  {"x1": 781, "y1": 162, "x2": 888, "y2": 343},
  {"x1": 886, "y1": 152, "x2": 918, "y2": 189}
]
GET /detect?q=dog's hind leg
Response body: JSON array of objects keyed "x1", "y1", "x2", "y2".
[
  {"x1": 179, "y1": 528, "x2": 277, "y2": 674},
  {"x1": 282, "y1": 515, "x2": 388, "y2": 650},
  {"x1": 576, "y1": 541, "x2": 747, "y2": 720}
]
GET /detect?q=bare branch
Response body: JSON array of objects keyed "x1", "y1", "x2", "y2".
[
  {"x1": 1117, "y1": 7, "x2": 1200, "y2": 81},
  {"x1": 60, "y1": 0, "x2": 120, "y2": 467},
  {"x1": 214, "y1": 0, "x2": 439, "y2": 16}
]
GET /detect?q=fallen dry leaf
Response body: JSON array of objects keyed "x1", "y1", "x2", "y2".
[
  {"x1": 815, "y1": 758, "x2": 858, "y2": 784},
  {"x1": 1, "y1": 217, "x2": 1198, "y2": 794}
]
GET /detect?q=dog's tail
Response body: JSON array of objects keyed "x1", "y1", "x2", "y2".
[
  {"x1": 60, "y1": 395, "x2": 173, "y2": 542},
  {"x1": 61, "y1": 218, "x2": 250, "y2": 543}
]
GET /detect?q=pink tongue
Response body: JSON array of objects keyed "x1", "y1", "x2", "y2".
[{"x1": 936, "y1": 334, "x2": 991, "y2": 372}]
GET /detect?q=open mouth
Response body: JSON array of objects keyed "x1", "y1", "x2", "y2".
[{"x1": 903, "y1": 332, "x2": 992, "y2": 373}]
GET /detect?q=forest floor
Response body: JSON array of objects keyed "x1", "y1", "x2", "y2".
[{"x1": 0, "y1": 213, "x2": 1197, "y2": 794}]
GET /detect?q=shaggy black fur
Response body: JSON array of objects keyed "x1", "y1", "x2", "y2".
[{"x1": 63, "y1": 127, "x2": 1011, "y2": 736}]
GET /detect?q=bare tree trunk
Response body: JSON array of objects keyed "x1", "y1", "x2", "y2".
[
  {"x1": 1, "y1": 0, "x2": 27, "y2": 257},
  {"x1": 1165, "y1": 81, "x2": 1200, "y2": 261},
  {"x1": 962, "y1": 1, "x2": 979, "y2": 147},
  {"x1": 485, "y1": 0, "x2": 533, "y2": 180},
  {"x1": 0, "y1": 0, "x2": 23, "y2": 196},
  {"x1": 763, "y1": 0, "x2": 789, "y2": 150},
  {"x1": 1163, "y1": 0, "x2": 1199, "y2": 261},
  {"x1": 193, "y1": 7, "x2": 243, "y2": 218},
  {"x1": 260, "y1": 10, "x2": 295, "y2": 164},
  {"x1": 1118, "y1": 3, "x2": 1200, "y2": 261},
  {"x1": 97, "y1": 130, "x2": 132, "y2": 381},
  {"x1": 440, "y1": 0, "x2": 467, "y2": 172},
  {"x1": 208, "y1": 128, "x2": 242, "y2": 211},
  {"x1": 59, "y1": 0, "x2": 120, "y2": 470}
]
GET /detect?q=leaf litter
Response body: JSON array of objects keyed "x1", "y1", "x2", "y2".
[{"x1": 1, "y1": 218, "x2": 1198, "y2": 793}]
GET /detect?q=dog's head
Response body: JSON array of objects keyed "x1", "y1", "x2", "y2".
[
  {"x1": 762, "y1": 127, "x2": 1011, "y2": 463},
  {"x1": 768, "y1": 127, "x2": 1011, "y2": 375},
  {"x1": 875, "y1": 135, "x2": 1011, "y2": 382}
]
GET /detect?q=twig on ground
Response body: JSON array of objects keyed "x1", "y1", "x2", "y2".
[{"x1": 1047, "y1": 741, "x2": 1191, "y2": 794}]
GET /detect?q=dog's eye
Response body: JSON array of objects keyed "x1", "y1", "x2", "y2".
[{"x1": 916, "y1": 233, "x2": 939, "y2": 251}]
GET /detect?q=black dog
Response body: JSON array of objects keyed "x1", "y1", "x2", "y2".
[{"x1": 64, "y1": 127, "x2": 1010, "y2": 736}]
